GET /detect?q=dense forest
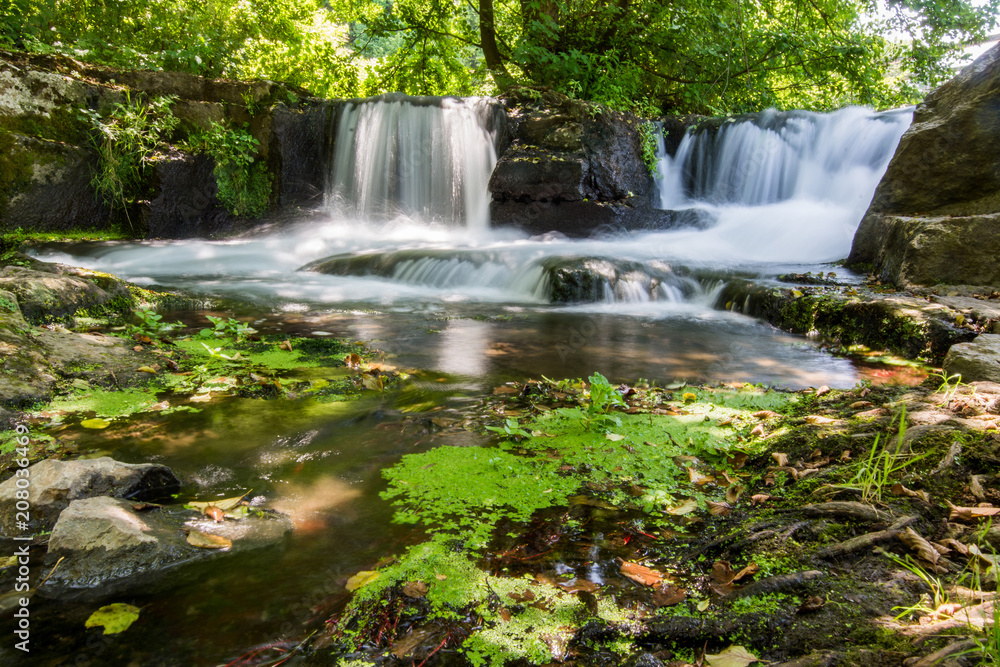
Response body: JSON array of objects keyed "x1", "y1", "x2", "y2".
[{"x1": 1, "y1": 0, "x2": 998, "y2": 114}]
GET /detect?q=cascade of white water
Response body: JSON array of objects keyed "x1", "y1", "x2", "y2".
[
  {"x1": 658, "y1": 106, "x2": 911, "y2": 209},
  {"x1": 326, "y1": 94, "x2": 500, "y2": 231}
]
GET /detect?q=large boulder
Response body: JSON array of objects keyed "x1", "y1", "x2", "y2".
[
  {"x1": 489, "y1": 91, "x2": 669, "y2": 237},
  {"x1": 0, "y1": 265, "x2": 133, "y2": 323},
  {"x1": 848, "y1": 45, "x2": 1000, "y2": 286},
  {"x1": 0, "y1": 457, "x2": 180, "y2": 535},
  {"x1": 944, "y1": 334, "x2": 1000, "y2": 383},
  {"x1": 41, "y1": 496, "x2": 292, "y2": 597}
]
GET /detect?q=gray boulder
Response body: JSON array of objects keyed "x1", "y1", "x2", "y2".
[
  {"x1": 0, "y1": 457, "x2": 180, "y2": 536},
  {"x1": 849, "y1": 44, "x2": 1000, "y2": 286},
  {"x1": 41, "y1": 496, "x2": 293, "y2": 597},
  {"x1": 944, "y1": 334, "x2": 1000, "y2": 383}
]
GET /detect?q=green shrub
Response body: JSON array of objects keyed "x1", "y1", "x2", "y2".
[{"x1": 185, "y1": 123, "x2": 271, "y2": 218}]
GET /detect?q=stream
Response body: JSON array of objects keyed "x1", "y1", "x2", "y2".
[{"x1": 12, "y1": 98, "x2": 921, "y2": 664}]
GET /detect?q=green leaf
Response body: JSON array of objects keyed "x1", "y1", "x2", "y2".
[{"x1": 85, "y1": 603, "x2": 141, "y2": 635}]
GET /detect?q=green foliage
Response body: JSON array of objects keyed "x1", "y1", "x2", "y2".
[
  {"x1": 197, "y1": 314, "x2": 257, "y2": 341},
  {"x1": 638, "y1": 123, "x2": 659, "y2": 176},
  {"x1": 128, "y1": 306, "x2": 182, "y2": 338},
  {"x1": 838, "y1": 408, "x2": 928, "y2": 504},
  {"x1": 185, "y1": 123, "x2": 271, "y2": 218},
  {"x1": 581, "y1": 372, "x2": 624, "y2": 431},
  {"x1": 485, "y1": 417, "x2": 532, "y2": 440},
  {"x1": 79, "y1": 94, "x2": 178, "y2": 231}
]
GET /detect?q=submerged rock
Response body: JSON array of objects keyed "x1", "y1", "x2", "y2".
[
  {"x1": 943, "y1": 334, "x2": 1000, "y2": 383},
  {"x1": 0, "y1": 457, "x2": 180, "y2": 535},
  {"x1": 41, "y1": 496, "x2": 292, "y2": 598},
  {"x1": 849, "y1": 44, "x2": 1000, "y2": 287}
]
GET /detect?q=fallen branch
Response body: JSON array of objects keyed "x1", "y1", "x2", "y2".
[
  {"x1": 815, "y1": 515, "x2": 917, "y2": 560},
  {"x1": 791, "y1": 501, "x2": 893, "y2": 524}
]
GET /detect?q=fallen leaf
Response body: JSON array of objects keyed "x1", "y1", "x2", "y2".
[
  {"x1": 620, "y1": 560, "x2": 664, "y2": 586},
  {"x1": 697, "y1": 599, "x2": 710, "y2": 612},
  {"x1": 186, "y1": 531, "x2": 232, "y2": 549},
  {"x1": 751, "y1": 494, "x2": 771, "y2": 505},
  {"x1": 187, "y1": 492, "x2": 249, "y2": 512},
  {"x1": 435, "y1": 573, "x2": 448, "y2": 581},
  {"x1": 136, "y1": 366, "x2": 157, "y2": 374},
  {"x1": 752, "y1": 410, "x2": 780, "y2": 419},
  {"x1": 508, "y1": 589, "x2": 538, "y2": 602},
  {"x1": 707, "y1": 501, "x2": 732, "y2": 516},
  {"x1": 402, "y1": 581, "x2": 429, "y2": 598},
  {"x1": 203, "y1": 506, "x2": 225, "y2": 523},
  {"x1": 797, "y1": 596, "x2": 826, "y2": 613},
  {"x1": 85, "y1": 603, "x2": 141, "y2": 635},
  {"x1": 704, "y1": 645, "x2": 760, "y2": 667},
  {"x1": 899, "y1": 527, "x2": 940, "y2": 566},
  {"x1": 725, "y1": 485, "x2": 745, "y2": 505},
  {"x1": 840, "y1": 450, "x2": 852, "y2": 463},
  {"x1": 652, "y1": 583, "x2": 687, "y2": 607},
  {"x1": 390, "y1": 627, "x2": 434, "y2": 658},
  {"x1": 606, "y1": 433, "x2": 626, "y2": 441},
  {"x1": 687, "y1": 467, "x2": 714, "y2": 485},
  {"x1": 771, "y1": 452, "x2": 789, "y2": 466},
  {"x1": 732, "y1": 562, "x2": 759, "y2": 582},
  {"x1": 81, "y1": 418, "x2": 111, "y2": 429},
  {"x1": 816, "y1": 386, "x2": 831, "y2": 396},
  {"x1": 133, "y1": 345, "x2": 143, "y2": 352},
  {"x1": 749, "y1": 424, "x2": 765, "y2": 438},
  {"x1": 711, "y1": 561, "x2": 736, "y2": 585},
  {"x1": 805, "y1": 415, "x2": 838, "y2": 425},
  {"x1": 279, "y1": 340, "x2": 293, "y2": 351},
  {"x1": 557, "y1": 579, "x2": 600, "y2": 593},
  {"x1": 891, "y1": 483, "x2": 931, "y2": 503},
  {"x1": 346, "y1": 570, "x2": 380, "y2": 592},
  {"x1": 939, "y1": 538, "x2": 969, "y2": 555},
  {"x1": 948, "y1": 504, "x2": 1000, "y2": 523},
  {"x1": 666, "y1": 498, "x2": 698, "y2": 515},
  {"x1": 850, "y1": 401, "x2": 874, "y2": 409}
]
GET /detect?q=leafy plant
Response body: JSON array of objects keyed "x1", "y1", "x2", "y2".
[
  {"x1": 184, "y1": 122, "x2": 271, "y2": 218},
  {"x1": 837, "y1": 408, "x2": 927, "y2": 505},
  {"x1": 80, "y1": 94, "x2": 178, "y2": 231},
  {"x1": 582, "y1": 372, "x2": 624, "y2": 431},
  {"x1": 127, "y1": 306, "x2": 181, "y2": 338},
  {"x1": 197, "y1": 314, "x2": 257, "y2": 341},
  {"x1": 881, "y1": 551, "x2": 948, "y2": 620},
  {"x1": 485, "y1": 417, "x2": 532, "y2": 440},
  {"x1": 930, "y1": 369, "x2": 964, "y2": 405},
  {"x1": 638, "y1": 122, "x2": 660, "y2": 177}
]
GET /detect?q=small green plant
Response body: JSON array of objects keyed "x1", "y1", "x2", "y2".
[
  {"x1": 80, "y1": 94, "x2": 179, "y2": 231},
  {"x1": 184, "y1": 122, "x2": 271, "y2": 218},
  {"x1": 930, "y1": 369, "x2": 964, "y2": 405},
  {"x1": 583, "y1": 372, "x2": 624, "y2": 431},
  {"x1": 837, "y1": 407, "x2": 927, "y2": 504},
  {"x1": 639, "y1": 122, "x2": 660, "y2": 177},
  {"x1": 485, "y1": 417, "x2": 532, "y2": 440},
  {"x1": 127, "y1": 306, "x2": 181, "y2": 338},
  {"x1": 881, "y1": 551, "x2": 948, "y2": 620},
  {"x1": 197, "y1": 314, "x2": 257, "y2": 341}
]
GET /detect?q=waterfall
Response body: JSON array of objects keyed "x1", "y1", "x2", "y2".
[
  {"x1": 657, "y1": 106, "x2": 911, "y2": 210},
  {"x1": 326, "y1": 93, "x2": 502, "y2": 231},
  {"x1": 654, "y1": 106, "x2": 912, "y2": 262}
]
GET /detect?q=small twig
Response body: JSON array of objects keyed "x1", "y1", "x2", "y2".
[
  {"x1": 414, "y1": 632, "x2": 451, "y2": 667},
  {"x1": 37, "y1": 556, "x2": 65, "y2": 588}
]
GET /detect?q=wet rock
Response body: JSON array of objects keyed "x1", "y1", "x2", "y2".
[
  {"x1": 849, "y1": 44, "x2": 1000, "y2": 286},
  {"x1": 771, "y1": 652, "x2": 841, "y2": 667},
  {"x1": 145, "y1": 152, "x2": 232, "y2": 239},
  {"x1": 41, "y1": 496, "x2": 292, "y2": 597},
  {"x1": 271, "y1": 103, "x2": 330, "y2": 207},
  {"x1": 943, "y1": 334, "x2": 1000, "y2": 383},
  {"x1": 0, "y1": 265, "x2": 132, "y2": 323},
  {"x1": 489, "y1": 91, "x2": 666, "y2": 237},
  {"x1": 622, "y1": 652, "x2": 664, "y2": 667},
  {"x1": 0, "y1": 457, "x2": 180, "y2": 535}
]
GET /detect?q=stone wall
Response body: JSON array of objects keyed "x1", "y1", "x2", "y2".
[
  {"x1": 848, "y1": 44, "x2": 1000, "y2": 287},
  {"x1": 0, "y1": 51, "x2": 329, "y2": 238}
]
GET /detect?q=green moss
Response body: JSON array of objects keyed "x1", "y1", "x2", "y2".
[
  {"x1": 0, "y1": 132, "x2": 32, "y2": 217},
  {"x1": 45, "y1": 386, "x2": 161, "y2": 419}
]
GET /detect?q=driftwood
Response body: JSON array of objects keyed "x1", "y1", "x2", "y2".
[
  {"x1": 793, "y1": 501, "x2": 893, "y2": 524},
  {"x1": 816, "y1": 515, "x2": 917, "y2": 560}
]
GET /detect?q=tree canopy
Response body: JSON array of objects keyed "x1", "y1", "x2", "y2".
[{"x1": 2, "y1": 0, "x2": 997, "y2": 113}]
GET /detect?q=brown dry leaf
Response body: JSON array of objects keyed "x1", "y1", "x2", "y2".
[
  {"x1": 492, "y1": 385, "x2": 519, "y2": 395},
  {"x1": 948, "y1": 504, "x2": 1000, "y2": 523},
  {"x1": 797, "y1": 596, "x2": 826, "y2": 613},
  {"x1": 840, "y1": 450, "x2": 852, "y2": 463},
  {"x1": 751, "y1": 494, "x2": 771, "y2": 505},
  {"x1": 687, "y1": 467, "x2": 714, "y2": 485},
  {"x1": 899, "y1": 527, "x2": 941, "y2": 566},
  {"x1": 704, "y1": 645, "x2": 760, "y2": 667},
  {"x1": 801, "y1": 457, "x2": 832, "y2": 470},
  {"x1": 722, "y1": 471, "x2": 740, "y2": 485},
  {"x1": 131, "y1": 502, "x2": 161, "y2": 512},
  {"x1": 279, "y1": 340, "x2": 293, "y2": 351},
  {"x1": 752, "y1": 410, "x2": 780, "y2": 419},
  {"x1": 891, "y1": 483, "x2": 931, "y2": 504},
  {"x1": 805, "y1": 415, "x2": 838, "y2": 425},
  {"x1": 508, "y1": 589, "x2": 537, "y2": 602},
  {"x1": 764, "y1": 472, "x2": 776, "y2": 486},
  {"x1": 391, "y1": 628, "x2": 434, "y2": 658},
  {"x1": 725, "y1": 485, "x2": 745, "y2": 505},
  {"x1": 707, "y1": 501, "x2": 732, "y2": 516},
  {"x1": 749, "y1": 424, "x2": 765, "y2": 438},
  {"x1": 711, "y1": 560, "x2": 736, "y2": 585},
  {"x1": 557, "y1": 579, "x2": 600, "y2": 593},
  {"x1": 186, "y1": 530, "x2": 232, "y2": 549},
  {"x1": 771, "y1": 452, "x2": 789, "y2": 466},
  {"x1": 816, "y1": 385, "x2": 831, "y2": 396},
  {"x1": 619, "y1": 560, "x2": 664, "y2": 586},
  {"x1": 732, "y1": 562, "x2": 759, "y2": 582},
  {"x1": 402, "y1": 581, "x2": 429, "y2": 598},
  {"x1": 850, "y1": 401, "x2": 874, "y2": 409},
  {"x1": 939, "y1": 538, "x2": 970, "y2": 555},
  {"x1": 133, "y1": 345, "x2": 143, "y2": 352},
  {"x1": 435, "y1": 573, "x2": 448, "y2": 581},
  {"x1": 728, "y1": 451, "x2": 749, "y2": 468},
  {"x1": 344, "y1": 352, "x2": 362, "y2": 369},
  {"x1": 203, "y1": 505, "x2": 225, "y2": 523},
  {"x1": 652, "y1": 583, "x2": 687, "y2": 607},
  {"x1": 666, "y1": 498, "x2": 698, "y2": 515}
]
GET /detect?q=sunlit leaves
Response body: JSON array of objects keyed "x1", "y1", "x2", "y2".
[{"x1": 85, "y1": 603, "x2": 141, "y2": 635}]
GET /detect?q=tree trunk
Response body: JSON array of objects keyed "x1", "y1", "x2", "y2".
[{"x1": 480, "y1": 0, "x2": 516, "y2": 89}]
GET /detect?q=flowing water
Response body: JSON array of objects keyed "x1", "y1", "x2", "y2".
[{"x1": 17, "y1": 96, "x2": 917, "y2": 664}]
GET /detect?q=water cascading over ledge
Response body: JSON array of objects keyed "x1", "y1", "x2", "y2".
[
  {"x1": 653, "y1": 106, "x2": 913, "y2": 262},
  {"x1": 325, "y1": 93, "x2": 505, "y2": 230}
]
